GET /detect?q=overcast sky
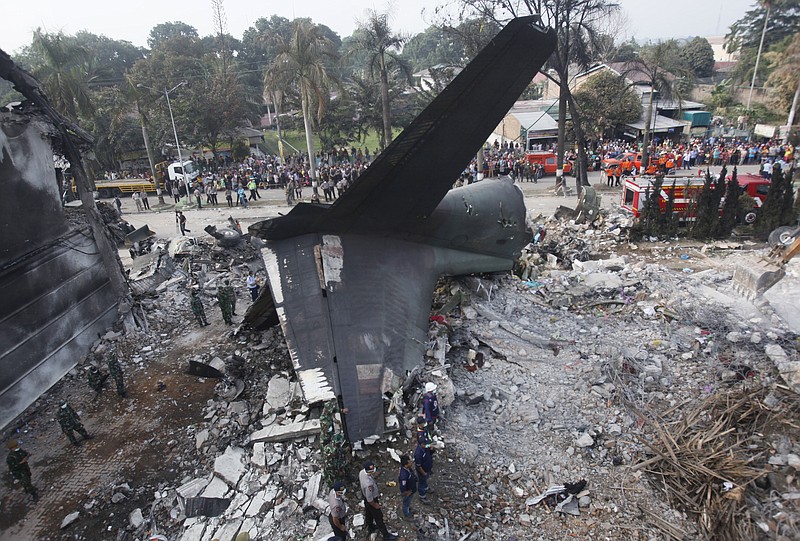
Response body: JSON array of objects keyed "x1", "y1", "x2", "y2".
[{"x1": 2, "y1": 0, "x2": 758, "y2": 54}]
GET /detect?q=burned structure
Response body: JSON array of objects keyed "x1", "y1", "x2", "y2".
[
  {"x1": 0, "y1": 106, "x2": 118, "y2": 428},
  {"x1": 247, "y1": 17, "x2": 557, "y2": 441},
  {"x1": 0, "y1": 49, "x2": 129, "y2": 429}
]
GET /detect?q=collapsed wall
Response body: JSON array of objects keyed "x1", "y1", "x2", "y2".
[{"x1": 0, "y1": 110, "x2": 117, "y2": 429}]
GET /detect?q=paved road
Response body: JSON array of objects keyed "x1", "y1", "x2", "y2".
[{"x1": 116, "y1": 164, "x2": 764, "y2": 245}]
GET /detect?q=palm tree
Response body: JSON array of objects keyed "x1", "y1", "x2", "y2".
[
  {"x1": 29, "y1": 29, "x2": 96, "y2": 121},
  {"x1": 349, "y1": 10, "x2": 409, "y2": 149},
  {"x1": 622, "y1": 41, "x2": 691, "y2": 171},
  {"x1": 266, "y1": 20, "x2": 338, "y2": 181}
]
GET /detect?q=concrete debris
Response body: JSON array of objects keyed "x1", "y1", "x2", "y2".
[
  {"x1": 214, "y1": 446, "x2": 248, "y2": 487},
  {"x1": 128, "y1": 508, "x2": 144, "y2": 528},
  {"x1": 9, "y1": 200, "x2": 800, "y2": 541},
  {"x1": 263, "y1": 376, "x2": 293, "y2": 412},
  {"x1": 178, "y1": 477, "x2": 210, "y2": 499},
  {"x1": 249, "y1": 419, "x2": 321, "y2": 444},
  {"x1": 60, "y1": 511, "x2": 80, "y2": 529}
]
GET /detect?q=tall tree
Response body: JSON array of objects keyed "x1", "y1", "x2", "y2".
[
  {"x1": 622, "y1": 40, "x2": 691, "y2": 172},
  {"x1": 401, "y1": 25, "x2": 464, "y2": 71},
  {"x1": 28, "y1": 30, "x2": 96, "y2": 121},
  {"x1": 349, "y1": 10, "x2": 410, "y2": 149},
  {"x1": 680, "y1": 37, "x2": 715, "y2": 78},
  {"x1": 765, "y1": 31, "x2": 800, "y2": 137},
  {"x1": 446, "y1": 0, "x2": 619, "y2": 193},
  {"x1": 266, "y1": 19, "x2": 339, "y2": 180},
  {"x1": 147, "y1": 21, "x2": 200, "y2": 50},
  {"x1": 573, "y1": 70, "x2": 641, "y2": 141}
]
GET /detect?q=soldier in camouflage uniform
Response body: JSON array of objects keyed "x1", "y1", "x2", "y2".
[
  {"x1": 57, "y1": 401, "x2": 92, "y2": 446},
  {"x1": 217, "y1": 280, "x2": 233, "y2": 325},
  {"x1": 191, "y1": 289, "x2": 209, "y2": 326},
  {"x1": 319, "y1": 399, "x2": 351, "y2": 486},
  {"x1": 106, "y1": 352, "x2": 126, "y2": 397},
  {"x1": 322, "y1": 433, "x2": 348, "y2": 487},
  {"x1": 87, "y1": 366, "x2": 107, "y2": 398},
  {"x1": 6, "y1": 440, "x2": 38, "y2": 501},
  {"x1": 224, "y1": 279, "x2": 237, "y2": 315}
]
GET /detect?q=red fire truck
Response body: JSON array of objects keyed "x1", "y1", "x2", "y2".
[{"x1": 620, "y1": 173, "x2": 771, "y2": 224}]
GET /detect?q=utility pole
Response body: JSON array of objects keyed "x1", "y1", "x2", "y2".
[{"x1": 746, "y1": 4, "x2": 771, "y2": 140}]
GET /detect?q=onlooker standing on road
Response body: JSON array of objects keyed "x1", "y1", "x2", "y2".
[
  {"x1": 359, "y1": 461, "x2": 399, "y2": 540},
  {"x1": 132, "y1": 191, "x2": 143, "y2": 212},
  {"x1": 139, "y1": 190, "x2": 150, "y2": 210},
  {"x1": 193, "y1": 186, "x2": 203, "y2": 209},
  {"x1": 6, "y1": 440, "x2": 38, "y2": 501},
  {"x1": 398, "y1": 454, "x2": 418, "y2": 519},
  {"x1": 114, "y1": 195, "x2": 122, "y2": 215},
  {"x1": 328, "y1": 481, "x2": 349, "y2": 541},
  {"x1": 415, "y1": 437, "x2": 434, "y2": 505}
]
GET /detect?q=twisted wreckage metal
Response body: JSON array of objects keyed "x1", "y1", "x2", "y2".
[{"x1": 246, "y1": 17, "x2": 557, "y2": 442}]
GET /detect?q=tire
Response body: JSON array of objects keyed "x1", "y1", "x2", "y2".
[
  {"x1": 216, "y1": 228, "x2": 242, "y2": 247},
  {"x1": 743, "y1": 211, "x2": 758, "y2": 225},
  {"x1": 98, "y1": 188, "x2": 112, "y2": 198},
  {"x1": 768, "y1": 226, "x2": 797, "y2": 248},
  {"x1": 113, "y1": 188, "x2": 123, "y2": 196}
]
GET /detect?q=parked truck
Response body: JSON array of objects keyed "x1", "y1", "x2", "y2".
[{"x1": 620, "y1": 173, "x2": 770, "y2": 224}]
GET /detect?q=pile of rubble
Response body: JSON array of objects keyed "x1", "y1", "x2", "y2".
[{"x1": 5, "y1": 208, "x2": 800, "y2": 541}]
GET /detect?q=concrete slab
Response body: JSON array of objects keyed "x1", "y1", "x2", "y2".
[
  {"x1": 202, "y1": 476, "x2": 231, "y2": 499},
  {"x1": 177, "y1": 477, "x2": 210, "y2": 499},
  {"x1": 249, "y1": 419, "x2": 320, "y2": 444},
  {"x1": 263, "y1": 376, "x2": 292, "y2": 413},
  {"x1": 178, "y1": 521, "x2": 206, "y2": 541},
  {"x1": 251, "y1": 442, "x2": 266, "y2": 468},
  {"x1": 214, "y1": 446, "x2": 247, "y2": 487},
  {"x1": 211, "y1": 518, "x2": 243, "y2": 541},
  {"x1": 303, "y1": 473, "x2": 322, "y2": 508}
]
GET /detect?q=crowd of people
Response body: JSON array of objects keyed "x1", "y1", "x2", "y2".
[{"x1": 161, "y1": 147, "x2": 380, "y2": 208}]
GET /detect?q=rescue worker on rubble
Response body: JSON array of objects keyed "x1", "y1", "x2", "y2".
[
  {"x1": 6, "y1": 439, "x2": 38, "y2": 501},
  {"x1": 414, "y1": 436, "x2": 434, "y2": 505},
  {"x1": 57, "y1": 401, "x2": 93, "y2": 446},
  {"x1": 190, "y1": 289, "x2": 209, "y2": 326},
  {"x1": 320, "y1": 399, "x2": 351, "y2": 486},
  {"x1": 327, "y1": 481, "x2": 349, "y2": 541},
  {"x1": 416, "y1": 415, "x2": 431, "y2": 443},
  {"x1": 87, "y1": 365, "x2": 107, "y2": 398},
  {"x1": 359, "y1": 461, "x2": 399, "y2": 540},
  {"x1": 422, "y1": 382, "x2": 440, "y2": 430},
  {"x1": 223, "y1": 279, "x2": 237, "y2": 315},
  {"x1": 216, "y1": 280, "x2": 234, "y2": 325},
  {"x1": 106, "y1": 349, "x2": 127, "y2": 397}
]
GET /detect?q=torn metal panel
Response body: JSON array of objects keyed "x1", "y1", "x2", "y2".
[
  {"x1": 246, "y1": 17, "x2": 556, "y2": 442},
  {"x1": 184, "y1": 497, "x2": 231, "y2": 518}
]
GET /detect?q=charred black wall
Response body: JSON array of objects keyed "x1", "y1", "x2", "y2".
[{"x1": 0, "y1": 114, "x2": 117, "y2": 429}]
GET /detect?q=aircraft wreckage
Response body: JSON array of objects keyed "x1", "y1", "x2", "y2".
[{"x1": 246, "y1": 17, "x2": 557, "y2": 442}]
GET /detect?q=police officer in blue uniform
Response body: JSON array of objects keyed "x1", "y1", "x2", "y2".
[
  {"x1": 398, "y1": 454, "x2": 417, "y2": 519},
  {"x1": 414, "y1": 436, "x2": 434, "y2": 504}
]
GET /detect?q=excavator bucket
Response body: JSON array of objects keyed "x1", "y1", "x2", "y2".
[{"x1": 732, "y1": 258, "x2": 786, "y2": 299}]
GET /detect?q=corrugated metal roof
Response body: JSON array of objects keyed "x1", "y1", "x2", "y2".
[{"x1": 509, "y1": 111, "x2": 558, "y2": 131}]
